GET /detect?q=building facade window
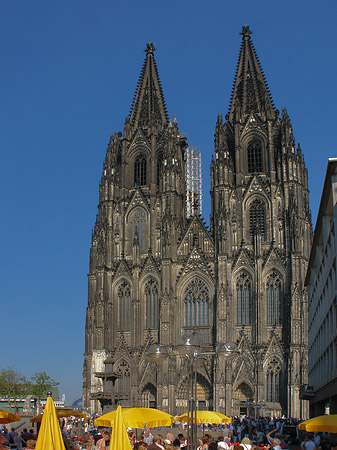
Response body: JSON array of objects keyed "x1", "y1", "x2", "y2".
[
  {"x1": 117, "y1": 281, "x2": 131, "y2": 331},
  {"x1": 247, "y1": 139, "x2": 263, "y2": 173},
  {"x1": 132, "y1": 208, "x2": 146, "y2": 253},
  {"x1": 266, "y1": 359, "x2": 281, "y2": 403},
  {"x1": 157, "y1": 152, "x2": 163, "y2": 187},
  {"x1": 236, "y1": 272, "x2": 252, "y2": 325},
  {"x1": 266, "y1": 272, "x2": 282, "y2": 325},
  {"x1": 145, "y1": 278, "x2": 159, "y2": 329},
  {"x1": 184, "y1": 278, "x2": 210, "y2": 326},
  {"x1": 134, "y1": 154, "x2": 147, "y2": 186},
  {"x1": 115, "y1": 360, "x2": 130, "y2": 394},
  {"x1": 249, "y1": 198, "x2": 266, "y2": 241}
]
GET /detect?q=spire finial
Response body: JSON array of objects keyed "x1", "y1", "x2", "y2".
[
  {"x1": 240, "y1": 25, "x2": 252, "y2": 39},
  {"x1": 145, "y1": 42, "x2": 156, "y2": 54}
]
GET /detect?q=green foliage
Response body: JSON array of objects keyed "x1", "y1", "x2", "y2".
[
  {"x1": 0, "y1": 367, "x2": 32, "y2": 410},
  {"x1": 0, "y1": 368, "x2": 60, "y2": 408},
  {"x1": 31, "y1": 371, "x2": 59, "y2": 399}
]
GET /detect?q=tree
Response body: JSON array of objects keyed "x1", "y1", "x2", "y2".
[
  {"x1": 0, "y1": 368, "x2": 31, "y2": 411},
  {"x1": 31, "y1": 371, "x2": 59, "y2": 399}
]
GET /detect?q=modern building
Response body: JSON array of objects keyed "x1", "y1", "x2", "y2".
[
  {"x1": 305, "y1": 158, "x2": 337, "y2": 416},
  {"x1": 83, "y1": 27, "x2": 312, "y2": 418}
]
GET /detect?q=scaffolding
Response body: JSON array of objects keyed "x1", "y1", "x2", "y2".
[{"x1": 185, "y1": 146, "x2": 202, "y2": 218}]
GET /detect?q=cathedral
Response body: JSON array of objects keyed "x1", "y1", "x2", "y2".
[{"x1": 83, "y1": 26, "x2": 313, "y2": 418}]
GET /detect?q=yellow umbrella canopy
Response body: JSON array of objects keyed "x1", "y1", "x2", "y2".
[
  {"x1": 0, "y1": 409, "x2": 21, "y2": 424},
  {"x1": 35, "y1": 396, "x2": 66, "y2": 450},
  {"x1": 31, "y1": 408, "x2": 86, "y2": 422},
  {"x1": 109, "y1": 405, "x2": 132, "y2": 450},
  {"x1": 95, "y1": 407, "x2": 175, "y2": 428},
  {"x1": 299, "y1": 415, "x2": 337, "y2": 433},
  {"x1": 175, "y1": 411, "x2": 232, "y2": 424}
]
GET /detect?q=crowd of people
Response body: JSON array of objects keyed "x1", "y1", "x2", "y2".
[
  {"x1": 1, "y1": 416, "x2": 336, "y2": 450},
  {"x1": 64, "y1": 415, "x2": 336, "y2": 450}
]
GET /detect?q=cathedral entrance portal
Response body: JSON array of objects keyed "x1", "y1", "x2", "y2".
[{"x1": 233, "y1": 382, "x2": 253, "y2": 416}]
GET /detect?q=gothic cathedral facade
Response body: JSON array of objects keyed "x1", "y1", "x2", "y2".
[{"x1": 83, "y1": 27, "x2": 312, "y2": 418}]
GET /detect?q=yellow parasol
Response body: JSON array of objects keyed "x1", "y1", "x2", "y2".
[
  {"x1": 95, "y1": 407, "x2": 174, "y2": 428},
  {"x1": 109, "y1": 405, "x2": 132, "y2": 450},
  {"x1": 298, "y1": 415, "x2": 337, "y2": 433},
  {"x1": 31, "y1": 408, "x2": 86, "y2": 422},
  {"x1": 35, "y1": 395, "x2": 66, "y2": 450},
  {"x1": 175, "y1": 411, "x2": 232, "y2": 424},
  {"x1": 0, "y1": 409, "x2": 21, "y2": 424}
]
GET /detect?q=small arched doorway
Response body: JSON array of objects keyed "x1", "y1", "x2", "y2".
[
  {"x1": 141, "y1": 383, "x2": 157, "y2": 408},
  {"x1": 233, "y1": 381, "x2": 253, "y2": 415}
]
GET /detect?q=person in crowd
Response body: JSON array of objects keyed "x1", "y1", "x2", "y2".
[
  {"x1": 25, "y1": 441, "x2": 36, "y2": 449},
  {"x1": 0, "y1": 435, "x2": 7, "y2": 450},
  {"x1": 87, "y1": 434, "x2": 99, "y2": 450},
  {"x1": 301, "y1": 434, "x2": 316, "y2": 450},
  {"x1": 96, "y1": 431, "x2": 110, "y2": 450},
  {"x1": 208, "y1": 443, "x2": 218, "y2": 450},
  {"x1": 272, "y1": 438, "x2": 282, "y2": 450},
  {"x1": 134, "y1": 434, "x2": 148, "y2": 450},
  {"x1": 241, "y1": 437, "x2": 252, "y2": 450},
  {"x1": 144, "y1": 430, "x2": 154, "y2": 446},
  {"x1": 148, "y1": 435, "x2": 165, "y2": 450}
]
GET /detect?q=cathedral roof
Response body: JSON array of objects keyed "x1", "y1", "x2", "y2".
[
  {"x1": 129, "y1": 42, "x2": 168, "y2": 129},
  {"x1": 228, "y1": 25, "x2": 276, "y2": 122}
]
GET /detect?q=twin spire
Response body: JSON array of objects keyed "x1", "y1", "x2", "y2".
[
  {"x1": 228, "y1": 25, "x2": 276, "y2": 122},
  {"x1": 129, "y1": 42, "x2": 168, "y2": 129},
  {"x1": 129, "y1": 27, "x2": 275, "y2": 130}
]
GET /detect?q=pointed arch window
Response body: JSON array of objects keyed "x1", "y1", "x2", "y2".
[
  {"x1": 184, "y1": 278, "x2": 210, "y2": 327},
  {"x1": 249, "y1": 198, "x2": 266, "y2": 242},
  {"x1": 145, "y1": 278, "x2": 159, "y2": 329},
  {"x1": 266, "y1": 359, "x2": 281, "y2": 403},
  {"x1": 266, "y1": 272, "x2": 282, "y2": 325},
  {"x1": 248, "y1": 139, "x2": 263, "y2": 173},
  {"x1": 157, "y1": 152, "x2": 163, "y2": 187},
  {"x1": 117, "y1": 281, "x2": 131, "y2": 331},
  {"x1": 115, "y1": 360, "x2": 131, "y2": 395},
  {"x1": 132, "y1": 208, "x2": 146, "y2": 253},
  {"x1": 134, "y1": 153, "x2": 147, "y2": 186},
  {"x1": 236, "y1": 272, "x2": 252, "y2": 325}
]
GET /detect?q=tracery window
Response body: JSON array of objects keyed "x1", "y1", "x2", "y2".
[
  {"x1": 132, "y1": 208, "x2": 146, "y2": 253},
  {"x1": 117, "y1": 281, "x2": 131, "y2": 331},
  {"x1": 134, "y1": 153, "x2": 147, "y2": 186},
  {"x1": 184, "y1": 278, "x2": 210, "y2": 326},
  {"x1": 145, "y1": 278, "x2": 159, "y2": 329},
  {"x1": 266, "y1": 359, "x2": 281, "y2": 403},
  {"x1": 157, "y1": 153, "x2": 163, "y2": 187},
  {"x1": 236, "y1": 272, "x2": 252, "y2": 325},
  {"x1": 249, "y1": 198, "x2": 266, "y2": 242},
  {"x1": 247, "y1": 139, "x2": 263, "y2": 173},
  {"x1": 266, "y1": 272, "x2": 282, "y2": 326},
  {"x1": 115, "y1": 360, "x2": 130, "y2": 394}
]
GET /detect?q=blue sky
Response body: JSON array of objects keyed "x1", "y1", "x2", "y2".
[{"x1": 1, "y1": 0, "x2": 336, "y2": 405}]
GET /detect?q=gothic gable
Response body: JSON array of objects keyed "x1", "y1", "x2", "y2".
[
  {"x1": 262, "y1": 331, "x2": 284, "y2": 363},
  {"x1": 112, "y1": 259, "x2": 133, "y2": 283},
  {"x1": 177, "y1": 215, "x2": 214, "y2": 257},
  {"x1": 176, "y1": 246, "x2": 214, "y2": 285},
  {"x1": 243, "y1": 175, "x2": 270, "y2": 202},
  {"x1": 127, "y1": 128, "x2": 151, "y2": 157},
  {"x1": 262, "y1": 247, "x2": 285, "y2": 273},
  {"x1": 241, "y1": 113, "x2": 267, "y2": 139},
  {"x1": 232, "y1": 247, "x2": 254, "y2": 273},
  {"x1": 125, "y1": 188, "x2": 150, "y2": 221},
  {"x1": 140, "y1": 254, "x2": 161, "y2": 280},
  {"x1": 111, "y1": 333, "x2": 131, "y2": 364}
]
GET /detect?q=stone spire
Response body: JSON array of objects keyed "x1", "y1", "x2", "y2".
[
  {"x1": 129, "y1": 42, "x2": 168, "y2": 129},
  {"x1": 228, "y1": 25, "x2": 276, "y2": 122}
]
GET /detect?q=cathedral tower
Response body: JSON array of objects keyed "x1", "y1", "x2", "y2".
[
  {"x1": 84, "y1": 29, "x2": 312, "y2": 418},
  {"x1": 210, "y1": 26, "x2": 312, "y2": 417}
]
